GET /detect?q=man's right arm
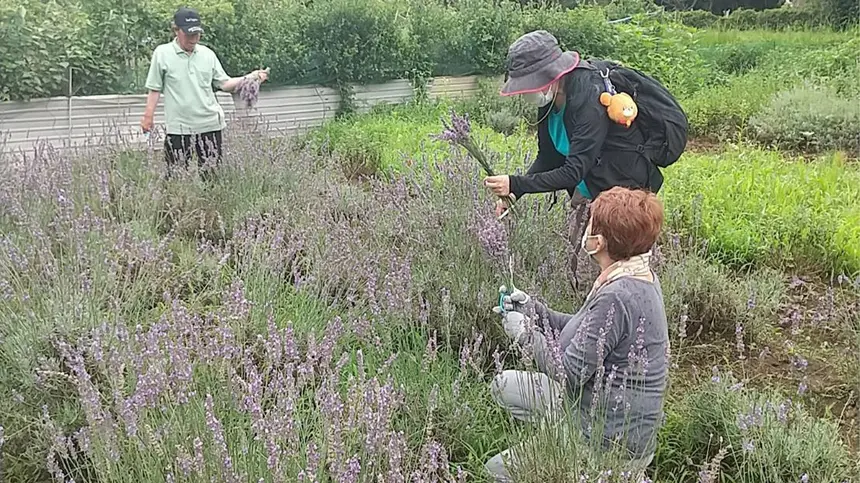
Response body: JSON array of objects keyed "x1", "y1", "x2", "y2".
[
  {"x1": 141, "y1": 91, "x2": 160, "y2": 133},
  {"x1": 141, "y1": 49, "x2": 163, "y2": 133}
]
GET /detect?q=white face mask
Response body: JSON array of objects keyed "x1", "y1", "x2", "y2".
[
  {"x1": 523, "y1": 84, "x2": 556, "y2": 107},
  {"x1": 581, "y1": 222, "x2": 603, "y2": 257}
]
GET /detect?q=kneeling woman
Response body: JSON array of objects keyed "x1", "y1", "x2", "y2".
[{"x1": 486, "y1": 186, "x2": 669, "y2": 481}]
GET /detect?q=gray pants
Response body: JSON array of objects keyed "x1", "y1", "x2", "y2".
[{"x1": 484, "y1": 370, "x2": 654, "y2": 482}]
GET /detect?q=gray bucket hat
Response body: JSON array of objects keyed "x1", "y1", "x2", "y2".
[{"x1": 500, "y1": 30, "x2": 580, "y2": 96}]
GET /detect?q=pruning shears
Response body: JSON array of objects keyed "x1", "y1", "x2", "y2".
[
  {"x1": 497, "y1": 255, "x2": 516, "y2": 315},
  {"x1": 498, "y1": 287, "x2": 510, "y2": 315},
  {"x1": 497, "y1": 196, "x2": 514, "y2": 221}
]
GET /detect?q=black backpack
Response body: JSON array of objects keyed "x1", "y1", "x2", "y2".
[{"x1": 578, "y1": 58, "x2": 689, "y2": 168}]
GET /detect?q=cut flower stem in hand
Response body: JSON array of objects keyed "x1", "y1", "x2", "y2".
[{"x1": 435, "y1": 109, "x2": 518, "y2": 219}]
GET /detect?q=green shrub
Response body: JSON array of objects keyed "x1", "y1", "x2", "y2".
[
  {"x1": 407, "y1": 0, "x2": 468, "y2": 77},
  {"x1": 3, "y1": 0, "x2": 856, "y2": 101},
  {"x1": 676, "y1": 10, "x2": 720, "y2": 29},
  {"x1": 700, "y1": 41, "x2": 776, "y2": 75},
  {"x1": 458, "y1": 77, "x2": 535, "y2": 132},
  {"x1": 681, "y1": 74, "x2": 782, "y2": 141},
  {"x1": 831, "y1": 60, "x2": 860, "y2": 98},
  {"x1": 657, "y1": 249, "x2": 784, "y2": 344},
  {"x1": 454, "y1": 0, "x2": 522, "y2": 75},
  {"x1": 721, "y1": 7, "x2": 824, "y2": 30},
  {"x1": 749, "y1": 84, "x2": 860, "y2": 156},
  {"x1": 0, "y1": 0, "x2": 112, "y2": 101},
  {"x1": 676, "y1": 6, "x2": 827, "y2": 30},
  {"x1": 209, "y1": 0, "x2": 309, "y2": 85},
  {"x1": 682, "y1": 35, "x2": 857, "y2": 140},
  {"x1": 817, "y1": 0, "x2": 860, "y2": 29},
  {"x1": 303, "y1": 0, "x2": 413, "y2": 86},
  {"x1": 486, "y1": 110, "x2": 522, "y2": 136},
  {"x1": 762, "y1": 36, "x2": 860, "y2": 83},
  {"x1": 656, "y1": 372, "x2": 854, "y2": 482},
  {"x1": 520, "y1": 4, "x2": 618, "y2": 58},
  {"x1": 613, "y1": 20, "x2": 715, "y2": 98}
]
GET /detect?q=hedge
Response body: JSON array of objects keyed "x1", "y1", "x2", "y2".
[
  {"x1": 675, "y1": 5, "x2": 844, "y2": 31},
  {"x1": 0, "y1": 0, "x2": 852, "y2": 102},
  {"x1": 659, "y1": 0, "x2": 857, "y2": 28},
  {"x1": 2, "y1": 0, "x2": 641, "y2": 101}
]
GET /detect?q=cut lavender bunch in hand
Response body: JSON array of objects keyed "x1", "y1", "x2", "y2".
[
  {"x1": 435, "y1": 109, "x2": 518, "y2": 216},
  {"x1": 436, "y1": 109, "x2": 493, "y2": 176},
  {"x1": 236, "y1": 68, "x2": 269, "y2": 109}
]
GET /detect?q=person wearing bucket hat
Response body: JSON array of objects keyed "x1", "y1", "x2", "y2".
[
  {"x1": 485, "y1": 29, "x2": 683, "y2": 287},
  {"x1": 140, "y1": 6, "x2": 270, "y2": 181},
  {"x1": 484, "y1": 30, "x2": 667, "y2": 213}
]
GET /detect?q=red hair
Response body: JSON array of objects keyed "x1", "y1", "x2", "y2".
[{"x1": 590, "y1": 187, "x2": 664, "y2": 260}]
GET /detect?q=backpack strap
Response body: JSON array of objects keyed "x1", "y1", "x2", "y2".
[{"x1": 599, "y1": 68, "x2": 617, "y2": 96}]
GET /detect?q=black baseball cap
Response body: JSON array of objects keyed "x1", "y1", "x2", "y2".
[{"x1": 174, "y1": 7, "x2": 204, "y2": 34}]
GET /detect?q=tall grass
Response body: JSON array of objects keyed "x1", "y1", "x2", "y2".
[{"x1": 663, "y1": 148, "x2": 860, "y2": 276}]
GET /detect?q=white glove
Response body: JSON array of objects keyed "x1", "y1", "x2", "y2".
[
  {"x1": 493, "y1": 286, "x2": 529, "y2": 342},
  {"x1": 500, "y1": 311, "x2": 527, "y2": 341},
  {"x1": 493, "y1": 286, "x2": 549, "y2": 339}
]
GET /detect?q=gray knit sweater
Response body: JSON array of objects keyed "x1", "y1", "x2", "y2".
[{"x1": 525, "y1": 275, "x2": 670, "y2": 459}]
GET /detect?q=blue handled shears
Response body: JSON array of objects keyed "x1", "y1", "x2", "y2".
[
  {"x1": 498, "y1": 287, "x2": 510, "y2": 315},
  {"x1": 497, "y1": 255, "x2": 515, "y2": 315}
]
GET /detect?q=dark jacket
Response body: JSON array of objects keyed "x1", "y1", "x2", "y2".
[{"x1": 509, "y1": 66, "x2": 664, "y2": 201}]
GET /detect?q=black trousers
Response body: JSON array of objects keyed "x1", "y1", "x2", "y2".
[{"x1": 164, "y1": 130, "x2": 223, "y2": 180}]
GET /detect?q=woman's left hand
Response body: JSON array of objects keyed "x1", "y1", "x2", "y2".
[{"x1": 484, "y1": 175, "x2": 511, "y2": 197}]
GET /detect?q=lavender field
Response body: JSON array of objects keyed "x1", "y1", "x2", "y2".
[
  {"x1": 3, "y1": 0, "x2": 860, "y2": 475},
  {"x1": 0, "y1": 108, "x2": 858, "y2": 482}
]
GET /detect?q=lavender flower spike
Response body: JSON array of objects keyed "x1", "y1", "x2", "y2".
[{"x1": 435, "y1": 109, "x2": 494, "y2": 174}]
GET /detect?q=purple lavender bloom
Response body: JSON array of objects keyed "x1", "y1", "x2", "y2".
[
  {"x1": 298, "y1": 442, "x2": 321, "y2": 482},
  {"x1": 470, "y1": 209, "x2": 509, "y2": 262},
  {"x1": 791, "y1": 355, "x2": 809, "y2": 371},
  {"x1": 237, "y1": 76, "x2": 262, "y2": 108},
  {"x1": 747, "y1": 291, "x2": 757, "y2": 311},
  {"x1": 777, "y1": 400, "x2": 792, "y2": 424},
  {"x1": 342, "y1": 455, "x2": 361, "y2": 483},
  {"x1": 435, "y1": 109, "x2": 471, "y2": 144},
  {"x1": 204, "y1": 394, "x2": 241, "y2": 483},
  {"x1": 435, "y1": 109, "x2": 498, "y2": 178}
]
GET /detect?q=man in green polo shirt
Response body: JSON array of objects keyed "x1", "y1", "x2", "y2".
[{"x1": 140, "y1": 7, "x2": 269, "y2": 180}]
